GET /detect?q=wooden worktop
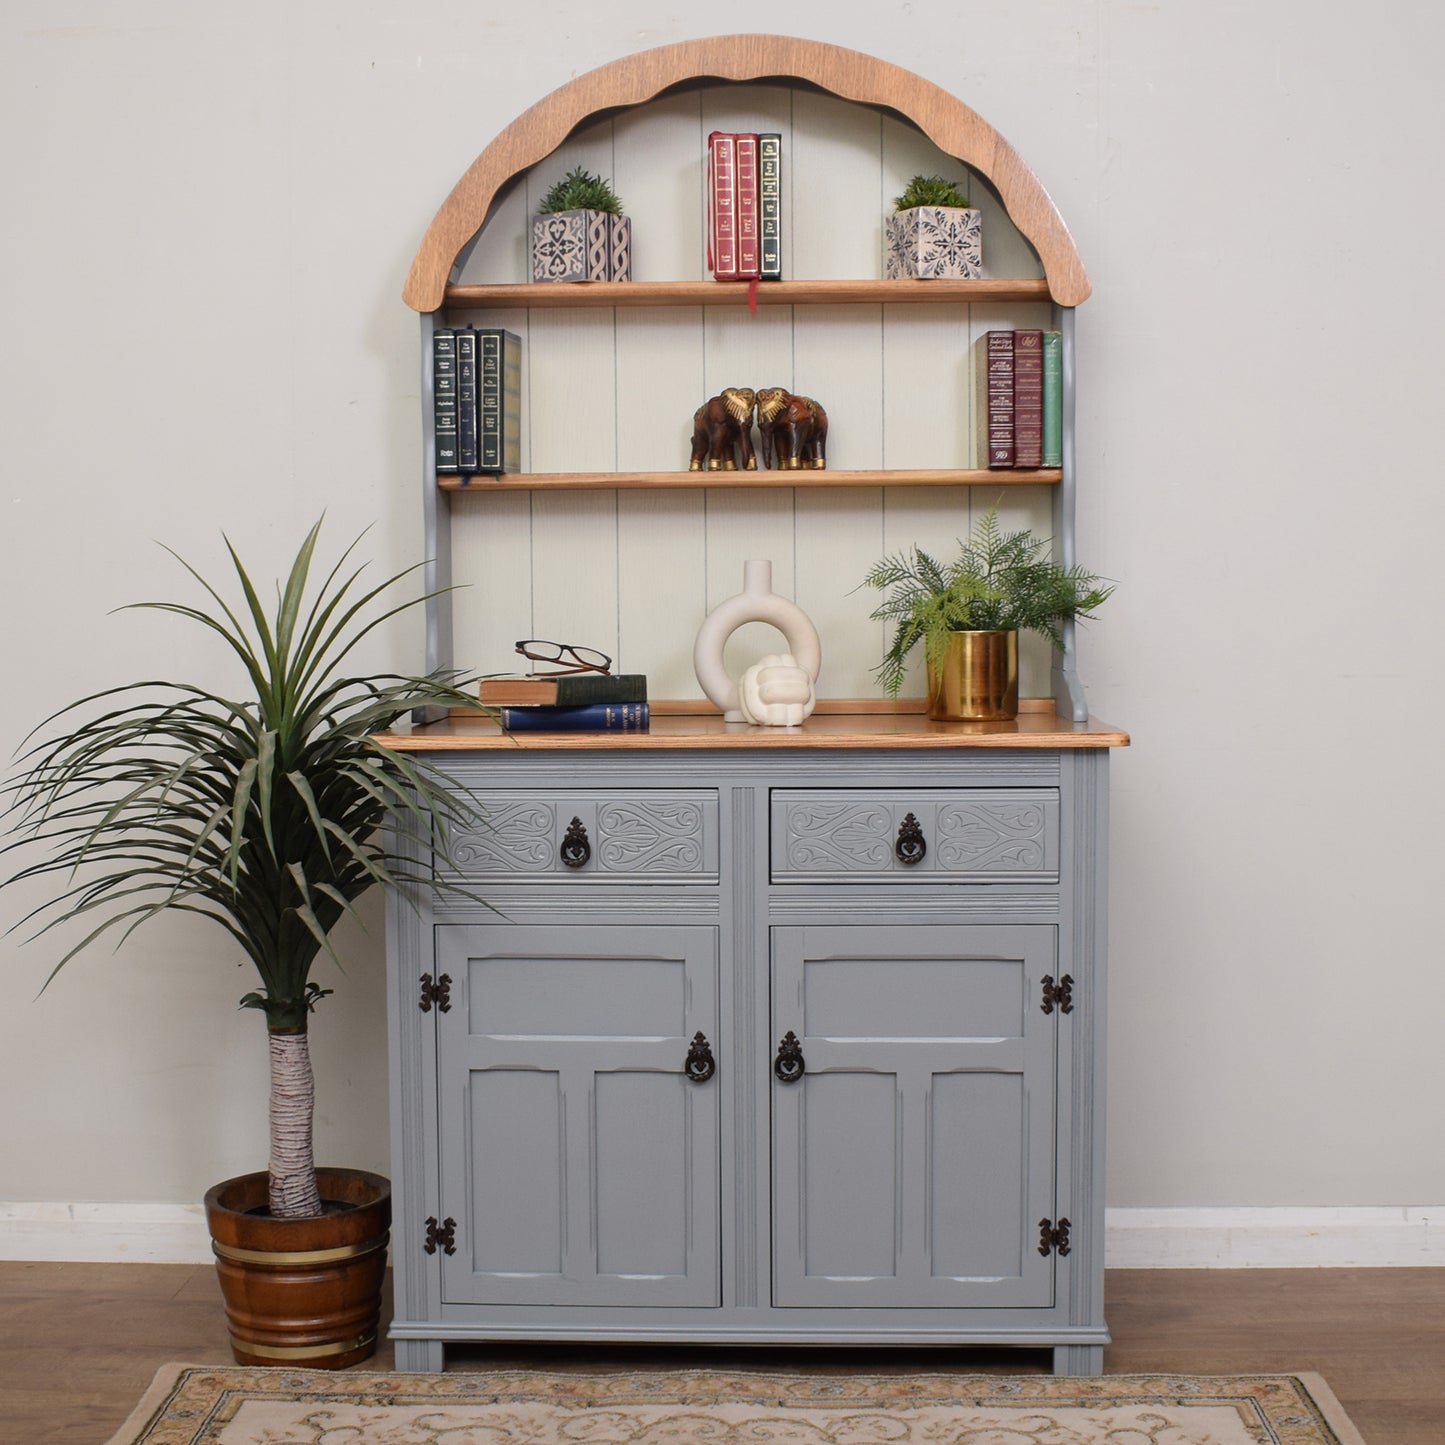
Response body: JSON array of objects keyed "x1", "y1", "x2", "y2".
[{"x1": 376, "y1": 707, "x2": 1129, "y2": 752}]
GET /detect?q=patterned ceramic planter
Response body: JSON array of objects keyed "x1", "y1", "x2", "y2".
[
  {"x1": 531, "y1": 211, "x2": 632, "y2": 282},
  {"x1": 884, "y1": 205, "x2": 983, "y2": 280}
]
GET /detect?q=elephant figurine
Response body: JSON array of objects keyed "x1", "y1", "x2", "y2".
[
  {"x1": 756, "y1": 387, "x2": 828, "y2": 470},
  {"x1": 689, "y1": 387, "x2": 758, "y2": 471}
]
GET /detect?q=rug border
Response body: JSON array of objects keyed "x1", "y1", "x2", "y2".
[{"x1": 105, "y1": 1362, "x2": 1370, "y2": 1445}]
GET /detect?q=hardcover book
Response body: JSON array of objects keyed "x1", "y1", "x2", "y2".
[
  {"x1": 707, "y1": 131, "x2": 738, "y2": 279},
  {"x1": 984, "y1": 329, "x2": 1015, "y2": 468},
  {"x1": 477, "y1": 329, "x2": 522, "y2": 474},
  {"x1": 1012, "y1": 329, "x2": 1044, "y2": 469},
  {"x1": 455, "y1": 327, "x2": 478, "y2": 473},
  {"x1": 499, "y1": 701, "x2": 650, "y2": 733},
  {"x1": 758, "y1": 133, "x2": 782, "y2": 280},
  {"x1": 432, "y1": 328, "x2": 459, "y2": 473},
  {"x1": 735, "y1": 133, "x2": 760, "y2": 279},
  {"x1": 1041, "y1": 330, "x2": 1062, "y2": 469},
  {"x1": 480, "y1": 673, "x2": 647, "y2": 706}
]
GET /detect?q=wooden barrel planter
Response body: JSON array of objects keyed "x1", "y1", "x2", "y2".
[{"x1": 204, "y1": 1168, "x2": 390, "y2": 1369}]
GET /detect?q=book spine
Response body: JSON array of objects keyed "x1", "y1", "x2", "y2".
[
  {"x1": 1041, "y1": 330, "x2": 1062, "y2": 469},
  {"x1": 502, "y1": 330, "x2": 522, "y2": 473},
  {"x1": 500, "y1": 702, "x2": 650, "y2": 732},
  {"x1": 479, "y1": 329, "x2": 501, "y2": 471},
  {"x1": 985, "y1": 330, "x2": 1015, "y2": 468},
  {"x1": 707, "y1": 131, "x2": 738, "y2": 279},
  {"x1": 455, "y1": 327, "x2": 478, "y2": 473},
  {"x1": 758, "y1": 133, "x2": 782, "y2": 280},
  {"x1": 735, "y1": 133, "x2": 760, "y2": 279},
  {"x1": 1013, "y1": 329, "x2": 1044, "y2": 469},
  {"x1": 551, "y1": 673, "x2": 648, "y2": 706},
  {"x1": 432, "y1": 328, "x2": 459, "y2": 473}
]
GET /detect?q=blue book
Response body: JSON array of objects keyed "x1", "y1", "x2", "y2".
[{"x1": 499, "y1": 702, "x2": 650, "y2": 733}]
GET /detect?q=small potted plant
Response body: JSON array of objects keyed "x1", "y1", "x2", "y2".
[
  {"x1": 531, "y1": 165, "x2": 631, "y2": 282},
  {"x1": 2, "y1": 520, "x2": 484, "y2": 1367},
  {"x1": 861, "y1": 508, "x2": 1112, "y2": 719},
  {"x1": 885, "y1": 173, "x2": 983, "y2": 280}
]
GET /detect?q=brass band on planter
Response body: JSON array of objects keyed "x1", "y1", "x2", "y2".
[
  {"x1": 230, "y1": 1332, "x2": 375, "y2": 1361},
  {"x1": 212, "y1": 1235, "x2": 388, "y2": 1267}
]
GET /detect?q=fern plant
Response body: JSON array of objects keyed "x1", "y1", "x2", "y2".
[
  {"x1": 893, "y1": 174, "x2": 969, "y2": 210},
  {"x1": 2, "y1": 521, "x2": 484, "y2": 1219},
  {"x1": 862, "y1": 508, "x2": 1113, "y2": 697},
  {"x1": 537, "y1": 166, "x2": 624, "y2": 215}
]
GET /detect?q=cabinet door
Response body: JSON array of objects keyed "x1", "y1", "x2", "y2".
[
  {"x1": 435, "y1": 924, "x2": 720, "y2": 1307},
  {"x1": 771, "y1": 924, "x2": 1058, "y2": 1308}
]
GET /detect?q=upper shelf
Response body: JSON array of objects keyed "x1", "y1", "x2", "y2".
[
  {"x1": 444, "y1": 278, "x2": 1055, "y2": 311},
  {"x1": 406, "y1": 35, "x2": 1090, "y2": 313}
]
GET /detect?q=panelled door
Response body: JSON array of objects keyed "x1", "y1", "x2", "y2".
[
  {"x1": 435, "y1": 924, "x2": 720, "y2": 1306},
  {"x1": 771, "y1": 924, "x2": 1059, "y2": 1308}
]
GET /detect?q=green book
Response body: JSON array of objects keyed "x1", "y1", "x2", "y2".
[{"x1": 1042, "y1": 330, "x2": 1062, "y2": 469}]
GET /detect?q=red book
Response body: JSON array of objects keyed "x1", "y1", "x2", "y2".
[
  {"x1": 1012, "y1": 329, "x2": 1043, "y2": 468},
  {"x1": 985, "y1": 330, "x2": 1015, "y2": 468},
  {"x1": 707, "y1": 131, "x2": 738, "y2": 279},
  {"x1": 735, "y1": 133, "x2": 760, "y2": 279}
]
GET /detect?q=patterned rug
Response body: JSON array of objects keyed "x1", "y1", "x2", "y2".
[{"x1": 109, "y1": 1365, "x2": 1368, "y2": 1445}]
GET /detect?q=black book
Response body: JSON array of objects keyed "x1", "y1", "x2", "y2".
[
  {"x1": 478, "y1": 329, "x2": 522, "y2": 473},
  {"x1": 455, "y1": 327, "x2": 479, "y2": 473},
  {"x1": 432, "y1": 328, "x2": 459, "y2": 473},
  {"x1": 758, "y1": 133, "x2": 783, "y2": 280}
]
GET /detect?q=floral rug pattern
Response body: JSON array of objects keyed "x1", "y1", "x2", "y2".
[{"x1": 110, "y1": 1367, "x2": 1366, "y2": 1445}]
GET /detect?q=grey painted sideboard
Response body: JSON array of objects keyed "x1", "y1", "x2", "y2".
[{"x1": 382, "y1": 715, "x2": 1124, "y2": 1373}]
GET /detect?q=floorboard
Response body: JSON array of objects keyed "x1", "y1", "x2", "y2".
[{"x1": 0, "y1": 1263, "x2": 1439, "y2": 1444}]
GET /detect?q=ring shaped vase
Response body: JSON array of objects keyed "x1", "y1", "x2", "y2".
[{"x1": 693, "y1": 560, "x2": 822, "y2": 722}]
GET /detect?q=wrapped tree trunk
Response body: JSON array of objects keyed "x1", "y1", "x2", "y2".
[{"x1": 268, "y1": 1027, "x2": 322, "y2": 1218}]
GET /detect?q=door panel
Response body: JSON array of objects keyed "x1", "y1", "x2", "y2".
[
  {"x1": 437, "y1": 924, "x2": 720, "y2": 1307},
  {"x1": 772, "y1": 924, "x2": 1057, "y2": 1308}
]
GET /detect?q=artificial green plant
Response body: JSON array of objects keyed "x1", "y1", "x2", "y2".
[
  {"x1": 538, "y1": 166, "x2": 624, "y2": 215},
  {"x1": 893, "y1": 174, "x2": 969, "y2": 210}
]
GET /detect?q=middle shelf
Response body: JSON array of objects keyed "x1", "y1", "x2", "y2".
[{"x1": 438, "y1": 468, "x2": 1061, "y2": 492}]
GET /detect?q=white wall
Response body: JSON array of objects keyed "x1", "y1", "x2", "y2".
[{"x1": 2, "y1": 0, "x2": 1443, "y2": 1244}]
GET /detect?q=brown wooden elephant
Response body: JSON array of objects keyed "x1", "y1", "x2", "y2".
[
  {"x1": 756, "y1": 387, "x2": 828, "y2": 470},
  {"x1": 688, "y1": 387, "x2": 758, "y2": 471}
]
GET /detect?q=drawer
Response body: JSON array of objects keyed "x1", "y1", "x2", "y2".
[
  {"x1": 771, "y1": 789, "x2": 1059, "y2": 884},
  {"x1": 443, "y1": 790, "x2": 718, "y2": 883}
]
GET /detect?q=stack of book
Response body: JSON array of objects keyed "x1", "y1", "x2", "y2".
[
  {"x1": 433, "y1": 327, "x2": 522, "y2": 476},
  {"x1": 706, "y1": 131, "x2": 782, "y2": 281},
  {"x1": 981, "y1": 329, "x2": 1062, "y2": 470},
  {"x1": 479, "y1": 672, "x2": 650, "y2": 732}
]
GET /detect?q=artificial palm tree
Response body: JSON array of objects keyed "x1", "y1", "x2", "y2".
[{"x1": 3, "y1": 520, "x2": 480, "y2": 1218}]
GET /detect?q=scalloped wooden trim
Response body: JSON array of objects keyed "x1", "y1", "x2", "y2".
[{"x1": 403, "y1": 35, "x2": 1090, "y2": 312}]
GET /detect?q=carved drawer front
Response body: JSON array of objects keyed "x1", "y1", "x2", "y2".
[
  {"x1": 771, "y1": 789, "x2": 1059, "y2": 884},
  {"x1": 443, "y1": 790, "x2": 718, "y2": 883}
]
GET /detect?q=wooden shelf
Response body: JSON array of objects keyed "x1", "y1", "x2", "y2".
[
  {"x1": 443, "y1": 278, "x2": 1054, "y2": 310},
  {"x1": 438, "y1": 468, "x2": 1061, "y2": 493}
]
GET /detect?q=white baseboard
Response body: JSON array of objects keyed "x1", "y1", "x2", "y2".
[{"x1": 2, "y1": 1202, "x2": 1443, "y2": 1269}]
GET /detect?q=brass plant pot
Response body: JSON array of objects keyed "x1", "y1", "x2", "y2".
[
  {"x1": 204, "y1": 1167, "x2": 390, "y2": 1370},
  {"x1": 926, "y1": 630, "x2": 1019, "y2": 721}
]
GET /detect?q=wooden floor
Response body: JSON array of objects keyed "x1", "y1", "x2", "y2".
[{"x1": 1, "y1": 1263, "x2": 1440, "y2": 1444}]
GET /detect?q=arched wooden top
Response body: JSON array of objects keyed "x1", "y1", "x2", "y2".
[{"x1": 403, "y1": 35, "x2": 1090, "y2": 312}]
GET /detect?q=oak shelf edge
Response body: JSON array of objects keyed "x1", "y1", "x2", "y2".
[{"x1": 438, "y1": 468, "x2": 1061, "y2": 493}]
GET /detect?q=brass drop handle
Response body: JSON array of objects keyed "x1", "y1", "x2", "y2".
[
  {"x1": 774, "y1": 1030, "x2": 805, "y2": 1083},
  {"x1": 895, "y1": 812, "x2": 927, "y2": 866},
  {"x1": 559, "y1": 816, "x2": 591, "y2": 869},
  {"x1": 684, "y1": 1031, "x2": 716, "y2": 1082}
]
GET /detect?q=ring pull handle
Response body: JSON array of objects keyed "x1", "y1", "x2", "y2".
[
  {"x1": 684, "y1": 1031, "x2": 716, "y2": 1083},
  {"x1": 774, "y1": 1030, "x2": 805, "y2": 1084},
  {"x1": 895, "y1": 812, "x2": 927, "y2": 866},
  {"x1": 559, "y1": 816, "x2": 591, "y2": 869}
]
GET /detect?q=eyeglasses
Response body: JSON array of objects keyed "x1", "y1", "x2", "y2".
[{"x1": 515, "y1": 639, "x2": 613, "y2": 675}]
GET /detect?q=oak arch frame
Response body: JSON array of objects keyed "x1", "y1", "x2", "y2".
[{"x1": 402, "y1": 34, "x2": 1090, "y2": 310}]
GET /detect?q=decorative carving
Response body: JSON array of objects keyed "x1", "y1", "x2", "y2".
[
  {"x1": 684, "y1": 1031, "x2": 716, "y2": 1083},
  {"x1": 785, "y1": 802, "x2": 895, "y2": 871},
  {"x1": 559, "y1": 816, "x2": 591, "y2": 869},
  {"x1": 596, "y1": 802, "x2": 704, "y2": 872},
  {"x1": 894, "y1": 812, "x2": 927, "y2": 866},
  {"x1": 936, "y1": 800, "x2": 1049, "y2": 873},
  {"x1": 756, "y1": 387, "x2": 828, "y2": 470},
  {"x1": 774, "y1": 1030, "x2": 805, "y2": 1083},
  {"x1": 451, "y1": 804, "x2": 555, "y2": 871},
  {"x1": 689, "y1": 387, "x2": 758, "y2": 472}
]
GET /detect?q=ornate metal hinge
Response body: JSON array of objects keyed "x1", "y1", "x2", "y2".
[
  {"x1": 424, "y1": 1215, "x2": 457, "y2": 1256},
  {"x1": 1041, "y1": 974, "x2": 1074, "y2": 1015},
  {"x1": 419, "y1": 972, "x2": 452, "y2": 1013},
  {"x1": 1038, "y1": 1217, "x2": 1072, "y2": 1257}
]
